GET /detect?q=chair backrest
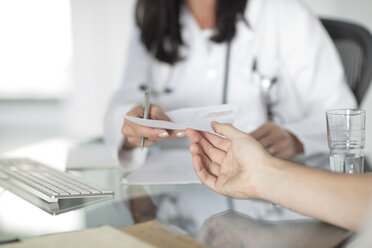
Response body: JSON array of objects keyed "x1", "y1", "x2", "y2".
[{"x1": 321, "y1": 18, "x2": 372, "y2": 106}]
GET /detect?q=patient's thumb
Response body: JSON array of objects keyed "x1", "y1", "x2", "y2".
[{"x1": 211, "y1": 122, "x2": 241, "y2": 139}]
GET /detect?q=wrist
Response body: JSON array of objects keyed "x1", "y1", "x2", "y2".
[{"x1": 247, "y1": 155, "x2": 282, "y2": 200}]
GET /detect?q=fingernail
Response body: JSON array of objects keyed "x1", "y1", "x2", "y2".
[
  {"x1": 176, "y1": 132, "x2": 186, "y2": 137},
  {"x1": 158, "y1": 132, "x2": 169, "y2": 138}
]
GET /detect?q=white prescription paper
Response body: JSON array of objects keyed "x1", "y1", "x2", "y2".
[
  {"x1": 124, "y1": 104, "x2": 238, "y2": 134},
  {"x1": 122, "y1": 150, "x2": 201, "y2": 185}
]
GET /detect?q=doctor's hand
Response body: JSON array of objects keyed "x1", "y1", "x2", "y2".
[
  {"x1": 250, "y1": 122, "x2": 304, "y2": 160},
  {"x1": 186, "y1": 122, "x2": 271, "y2": 199},
  {"x1": 122, "y1": 104, "x2": 185, "y2": 149}
]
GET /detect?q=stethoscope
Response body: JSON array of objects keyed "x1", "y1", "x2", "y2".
[
  {"x1": 251, "y1": 58, "x2": 279, "y2": 122},
  {"x1": 222, "y1": 40, "x2": 279, "y2": 122},
  {"x1": 138, "y1": 42, "x2": 176, "y2": 96},
  {"x1": 139, "y1": 40, "x2": 279, "y2": 121}
]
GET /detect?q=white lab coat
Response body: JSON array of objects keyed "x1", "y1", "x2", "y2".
[{"x1": 104, "y1": 0, "x2": 356, "y2": 170}]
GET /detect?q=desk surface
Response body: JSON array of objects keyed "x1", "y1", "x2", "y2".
[{"x1": 0, "y1": 139, "x2": 353, "y2": 248}]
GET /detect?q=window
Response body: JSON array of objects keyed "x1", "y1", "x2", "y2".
[{"x1": 0, "y1": 0, "x2": 72, "y2": 99}]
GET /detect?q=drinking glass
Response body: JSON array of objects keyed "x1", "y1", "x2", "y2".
[{"x1": 326, "y1": 109, "x2": 365, "y2": 173}]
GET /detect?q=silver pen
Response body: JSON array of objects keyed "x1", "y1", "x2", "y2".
[{"x1": 140, "y1": 89, "x2": 151, "y2": 151}]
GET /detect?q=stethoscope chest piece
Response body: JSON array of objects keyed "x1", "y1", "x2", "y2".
[{"x1": 252, "y1": 58, "x2": 280, "y2": 121}]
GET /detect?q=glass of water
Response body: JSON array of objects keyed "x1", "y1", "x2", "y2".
[{"x1": 326, "y1": 109, "x2": 365, "y2": 173}]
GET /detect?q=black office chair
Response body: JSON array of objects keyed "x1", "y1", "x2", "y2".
[{"x1": 321, "y1": 18, "x2": 372, "y2": 106}]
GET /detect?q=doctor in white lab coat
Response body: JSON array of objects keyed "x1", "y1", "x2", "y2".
[
  {"x1": 104, "y1": 0, "x2": 356, "y2": 170},
  {"x1": 105, "y1": 0, "x2": 356, "y2": 169},
  {"x1": 104, "y1": 0, "x2": 357, "y2": 226}
]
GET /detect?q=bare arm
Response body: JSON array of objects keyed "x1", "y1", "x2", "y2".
[
  {"x1": 260, "y1": 158, "x2": 372, "y2": 230},
  {"x1": 186, "y1": 122, "x2": 372, "y2": 231}
]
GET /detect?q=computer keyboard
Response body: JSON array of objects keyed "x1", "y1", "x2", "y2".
[{"x1": 0, "y1": 157, "x2": 114, "y2": 203}]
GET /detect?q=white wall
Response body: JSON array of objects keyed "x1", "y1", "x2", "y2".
[
  {"x1": 303, "y1": 0, "x2": 372, "y2": 156},
  {"x1": 65, "y1": 0, "x2": 135, "y2": 138}
]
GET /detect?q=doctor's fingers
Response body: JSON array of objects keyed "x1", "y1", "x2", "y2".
[
  {"x1": 168, "y1": 129, "x2": 186, "y2": 138},
  {"x1": 261, "y1": 132, "x2": 289, "y2": 155},
  {"x1": 270, "y1": 140, "x2": 293, "y2": 159},
  {"x1": 148, "y1": 105, "x2": 172, "y2": 121},
  {"x1": 126, "y1": 104, "x2": 150, "y2": 118},
  {"x1": 256, "y1": 126, "x2": 290, "y2": 148},
  {"x1": 126, "y1": 105, "x2": 172, "y2": 122},
  {"x1": 256, "y1": 134, "x2": 275, "y2": 149},
  {"x1": 122, "y1": 121, "x2": 170, "y2": 139},
  {"x1": 249, "y1": 122, "x2": 277, "y2": 139}
]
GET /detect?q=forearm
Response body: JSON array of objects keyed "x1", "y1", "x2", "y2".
[{"x1": 256, "y1": 158, "x2": 372, "y2": 230}]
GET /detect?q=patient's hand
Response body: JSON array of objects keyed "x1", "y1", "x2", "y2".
[
  {"x1": 122, "y1": 104, "x2": 185, "y2": 149},
  {"x1": 186, "y1": 122, "x2": 271, "y2": 199},
  {"x1": 250, "y1": 122, "x2": 304, "y2": 159}
]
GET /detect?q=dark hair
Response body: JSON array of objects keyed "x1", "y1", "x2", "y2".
[{"x1": 136, "y1": 0, "x2": 248, "y2": 64}]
